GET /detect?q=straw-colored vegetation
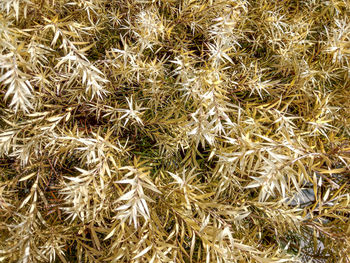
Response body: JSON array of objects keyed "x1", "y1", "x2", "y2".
[{"x1": 0, "y1": 0, "x2": 350, "y2": 262}]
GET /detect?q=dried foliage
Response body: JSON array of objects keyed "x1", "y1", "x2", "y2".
[{"x1": 0, "y1": 0, "x2": 350, "y2": 262}]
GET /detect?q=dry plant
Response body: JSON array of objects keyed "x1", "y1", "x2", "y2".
[{"x1": 0, "y1": 0, "x2": 350, "y2": 262}]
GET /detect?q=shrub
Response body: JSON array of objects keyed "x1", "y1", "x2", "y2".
[{"x1": 0, "y1": 0, "x2": 349, "y2": 262}]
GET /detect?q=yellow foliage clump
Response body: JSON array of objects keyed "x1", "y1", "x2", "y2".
[{"x1": 0, "y1": 0, "x2": 349, "y2": 262}]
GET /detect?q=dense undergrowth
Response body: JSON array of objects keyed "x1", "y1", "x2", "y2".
[{"x1": 0, "y1": 0, "x2": 350, "y2": 262}]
